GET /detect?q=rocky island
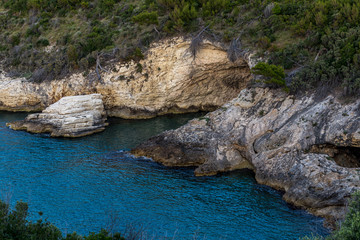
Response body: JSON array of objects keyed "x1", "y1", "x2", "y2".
[{"x1": 7, "y1": 94, "x2": 107, "y2": 137}]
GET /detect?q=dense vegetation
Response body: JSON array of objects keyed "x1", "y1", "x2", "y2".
[
  {"x1": 330, "y1": 191, "x2": 360, "y2": 240},
  {"x1": 0, "y1": 0, "x2": 359, "y2": 95},
  {"x1": 251, "y1": 62, "x2": 288, "y2": 92}
]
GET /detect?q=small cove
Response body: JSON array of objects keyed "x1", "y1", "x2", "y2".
[{"x1": 0, "y1": 111, "x2": 329, "y2": 239}]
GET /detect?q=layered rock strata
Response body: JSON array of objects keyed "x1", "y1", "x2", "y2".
[
  {"x1": 132, "y1": 87, "x2": 360, "y2": 225},
  {"x1": 7, "y1": 94, "x2": 107, "y2": 137},
  {"x1": 0, "y1": 38, "x2": 251, "y2": 118}
]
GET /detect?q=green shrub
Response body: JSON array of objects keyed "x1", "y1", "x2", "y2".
[
  {"x1": 126, "y1": 47, "x2": 144, "y2": 61},
  {"x1": 132, "y1": 11, "x2": 159, "y2": 25},
  {"x1": 99, "y1": 0, "x2": 116, "y2": 12},
  {"x1": 67, "y1": 45, "x2": 78, "y2": 63},
  {"x1": 0, "y1": 44, "x2": 7, "y2": 51},
  {"x1": 3, "y1": 0, "x2": 28, "y2": 13},
  {"x1": 290, "y1": 27, "x2": 360, "y2": 95},
  {"x1": 330, "y1": 192, "x2": 360, "y2": 240},
  {"x1": 272, "y1": 3, "x2": 281, "y2": 15},
  {"x1": 201, "y1": 0, "x2": 230, "y2": 17},
  {"x1": 80, "y1": 1, "x2": 89, "y2": 8},
  {"x1": 257, "y1": 36, "x2": 271, "y2": 49},
  {"x1": 251, "y1": 62, "x2": 288, "y2": 91},
  {"x1": 81, "y1": 25, "x2": 114, "y2": 57},
  {"x1": 36, "y1": 38, "x2": 50, "y2": 47},
  {"x1": 136, "y1": 62, "x2": 143, "y2": 73},
  {"x1": 10, "y1": 34, "x2": 21, "y2": 46},
  {"x1": 25, "y1": 25, "x2": 40, "y2": 38},
  {"x1": 0, "y1": 200, "x2": 62, "y2": 240},
  {"x1": 82, "y1": 229, "x2": 124, "y2": 240}
]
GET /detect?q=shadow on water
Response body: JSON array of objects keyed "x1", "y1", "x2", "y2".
[{"x1": 0, "y1": 111, "x2": 330, "y2": 239}]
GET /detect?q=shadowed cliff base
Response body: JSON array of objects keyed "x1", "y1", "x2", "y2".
[{"x1": 310, "y1": 144, "x2": 360, "y2": 168}]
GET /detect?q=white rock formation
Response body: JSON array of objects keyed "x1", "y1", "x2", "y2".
[{"x1": 7, "y1": 94, "x2": 107, "y2": 137}]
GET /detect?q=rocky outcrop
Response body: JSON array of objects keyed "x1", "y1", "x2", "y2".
[
  {"x1": 0, "y1": 38, "x2": 251, "y2": 118},
  {"x1": 7, "y1": 94, "x2": 107, "y2": 137},
  {"x1": 132, "y1": 87, "x2": 360, "y2": 225}
]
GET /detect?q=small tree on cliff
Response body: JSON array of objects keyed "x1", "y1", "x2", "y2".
[{"x1": 251, "y1": 62, "x2": 289, "y2": 92}]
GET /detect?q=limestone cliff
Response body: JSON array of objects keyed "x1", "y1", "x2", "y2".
[
  {"x1": 132, "y1": 87, "x2": 360, "y2": 226},
  {"x1": 0, "y1": 38, "x2": 251, "y2": 118},
  {"x1": 7, "y1": 94, "x2": 107, "y2": 137}
]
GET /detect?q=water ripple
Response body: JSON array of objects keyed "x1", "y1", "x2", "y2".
[{"x1": 0, "y1": 112, "x2": 329, "y2": 239}]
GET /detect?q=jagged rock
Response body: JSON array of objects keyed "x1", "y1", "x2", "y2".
[
  {"x1": 0, "y1": 38, "x2": 251, "y2": 118},
  {"x1": 7, "y1": 94, "x2": 107, "y2": 137},
  {"x1": 132, "y1": 87, "x2": 360, "y2": 226}
]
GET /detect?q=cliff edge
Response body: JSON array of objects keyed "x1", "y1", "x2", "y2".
[{"x1": 0, "y1": 38, "x2": 251, "y2": 119}]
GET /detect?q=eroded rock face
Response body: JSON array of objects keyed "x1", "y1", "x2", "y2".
[
  {"x1": 7, "y1": 94, "x2": 107, "y2": 137},
  {"x1": 0, "y1": 38, "x2": 251, "y2": 118},
  {"x1": 132, "y1": 87, "x2": 360, "y2": 225}
]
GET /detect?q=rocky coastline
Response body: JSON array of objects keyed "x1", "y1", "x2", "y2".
[
  {"x1": 1, "y1": 36, "x2": 359, "y2": 228},
  {"x1": 132, "y1": 87, "x2": 360, "y2": 227}
]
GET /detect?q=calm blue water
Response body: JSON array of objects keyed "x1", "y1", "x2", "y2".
[{"x1": 0, "y1": 111, "x2": 329, "y2": 239}]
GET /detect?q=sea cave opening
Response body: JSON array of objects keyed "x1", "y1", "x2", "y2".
[{"x1": 310, "y1": 144, "x2": 360, "y2": 168}]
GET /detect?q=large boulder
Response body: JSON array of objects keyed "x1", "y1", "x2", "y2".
[
  {"x1": 132, "y1": 87, "x2": 360, "y2": 226},
  {"x1": 7, "y1": 94, "x2": 107, "y2": 137}
]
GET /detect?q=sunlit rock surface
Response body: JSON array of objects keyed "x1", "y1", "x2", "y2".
[
  {"x1": 7, "y1": 94, "x2": 107, "y2": 137},
  {"x1": 0, "y1": 38, "x2": 251, "y2": 118}
]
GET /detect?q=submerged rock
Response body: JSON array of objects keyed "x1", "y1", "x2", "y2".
[
  {"x1": 0, "y1": 38, "x2": 251, "y2": 118},
  {"x1": 7, "y1": 94, "x2": 107, "y2": 137},
  {"x1": 132, "y1": 87, "x2": 360, "y2": 226}
]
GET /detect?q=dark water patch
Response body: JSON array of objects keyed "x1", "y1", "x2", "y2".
[{"x1": 0, "y1": 112, "x2": 329, "y2": 239}]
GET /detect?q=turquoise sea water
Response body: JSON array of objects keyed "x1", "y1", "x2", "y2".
[{"x1": 0, "y1": 112, "x2": 329, "y2": 239}]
